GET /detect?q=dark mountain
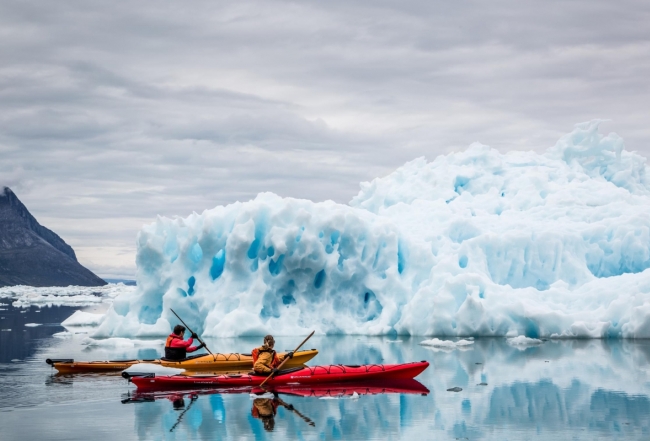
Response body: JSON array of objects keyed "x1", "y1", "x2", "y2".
[{"x1": 0, "y1": 187, "x2": 106, "y2": 287}]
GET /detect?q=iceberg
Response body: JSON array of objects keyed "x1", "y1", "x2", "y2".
[{"x1": 95, "y1": 121, "x2": 650, "y2": 339}]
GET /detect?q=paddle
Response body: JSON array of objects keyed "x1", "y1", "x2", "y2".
[
  {"x1": 274, "y1": 394, "x2": 315, "y2": 427},
  {"x1": 169, "y1": 394, "x2": 199, "y2": 432},
  {"x1": 170, "y1": 309, "x2": 214, "y2": 359},
  {"x1": 259, "y1": 330, "x2": 315, "y2": 388}
]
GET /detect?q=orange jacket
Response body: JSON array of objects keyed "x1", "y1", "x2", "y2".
[
  {"x1": 251, "y1": 398, "x2": 278, "y2": 418},
  {"x1": 252, "y1": 345, "x2": 285, "y2": 373}
]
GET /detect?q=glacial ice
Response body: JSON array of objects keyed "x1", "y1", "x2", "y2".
[
  {"x1": 62, "y1": 311, "x2": 106, "y2": 327},
  {"x1": 0, "y1": 284, "x2": 135, "y2": 308},
  {"x1": 80, "y1": 337, "x2": 164, "y2": 348},
  {"x1": 507, "y1": 336, "x2": 544, "y2": 346},
  {"x1": 420, "y1": 338, "x2": 475, "y2": 349},
  {"x1": 122, "y1": 364, "x2": 184, "y2": 376},
  {"x1": 94, "y1": 121, "x2": 650, "y2": 339}
]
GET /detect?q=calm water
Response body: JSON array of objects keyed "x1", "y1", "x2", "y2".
[{"x1": 1, "y1": 303, "x2": 650, "y2": 440}]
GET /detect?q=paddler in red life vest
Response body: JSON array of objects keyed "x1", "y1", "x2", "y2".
[
  {"x1": 164, "y1": 324, "x2": 205, "y2": 360},
  {"x1": 252, "y1": 335, "x2": 294, "y2": 375}
]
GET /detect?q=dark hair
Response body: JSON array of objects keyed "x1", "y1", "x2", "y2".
[
  {"x1": 264, "y1": 335, "x2": 275, "y2": 345},
  {"x1": 262, "y1": 416, "x2": 275, "y2": 432},
  {"x1": 173, "y1": 325, "x2": 186, "y2": 335}
]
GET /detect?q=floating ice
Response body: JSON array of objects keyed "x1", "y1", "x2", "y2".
[
  {"x1": 62, "y1": 311, "x2": 106, "y2": 327},
  {"x1": 24, "y1": 323, "x2": 41, "y2": 327},
  {"x1": 123, "y1": 363, "x2": 184, "y2": 376},
  {"x1": 81, "y1": 337, "x2": 164, "y2": 348},
  {"x1": 0, "y1": 284, "x2": 135, "y2": 308},
  {"x1": 507, "y1": 336, "x2": 544, "y2": 346},
  {"x1": 420, "y1": 338, "x2": 475, "y2": 349},
  {"x1": 94, "y1": 121, "x2": 650, "y2": 339}
]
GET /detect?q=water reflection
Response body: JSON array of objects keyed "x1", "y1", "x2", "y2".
[
  {"x1": 228, "y1": 392, "x2": 314, "y2": 432},
  {"x1": 3, "y1": 309, "x2": 650, "y2": 440},
  {"x1": 251, "y1": 396, "x2": 280, "y2": 432},
  {"x1": 0, "y1": 303, "x2": 78, "y2": 363},
  {"x1": 122, "y1": 381, "x2": 426, "y2": 437}
]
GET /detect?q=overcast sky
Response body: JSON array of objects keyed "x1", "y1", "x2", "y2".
[{"x1": 1, "y1": 0, "x2": 649, "y2": 279}]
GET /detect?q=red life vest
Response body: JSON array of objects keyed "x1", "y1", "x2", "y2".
[{"x1": 165, "y1": 334, "x2": 187, "y2": 360}]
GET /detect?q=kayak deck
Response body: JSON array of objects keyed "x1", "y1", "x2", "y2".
[
  {"x1": 46, "y1": 349, "x2": 319, "y2": 374},
  {"x1": 125, "y1": 361, "x2": 429, "y2": 390}
]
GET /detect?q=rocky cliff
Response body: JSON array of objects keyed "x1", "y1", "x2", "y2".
[{"x1": 0, "y1": 187, "x2": 106, "y2": 287}]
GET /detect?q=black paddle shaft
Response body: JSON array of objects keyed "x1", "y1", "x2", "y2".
[
  {"x1": 275, "y1": 396, "x2": 315, "y2": 427},
  {"x1": 170, "y1": 309, "x2": 214, "y2": 357}
]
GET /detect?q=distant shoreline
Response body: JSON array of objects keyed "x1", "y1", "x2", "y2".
[{"x1": 103, "y1": 279, "x2": 136, "y2": 286}]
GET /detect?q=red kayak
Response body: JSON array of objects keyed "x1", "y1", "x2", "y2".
[
  {"x1": 124, "y1": 361, "x2": 429, "y2": 390},
  {"x1": 122, "y1": 379, "x2": 429, "y2": 403}
]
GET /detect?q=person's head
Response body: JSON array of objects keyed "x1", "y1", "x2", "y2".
[
  {"x1": 263, "y1": 335, "x2": 275, "y2": 348},
  {"x1": 173, "y1": 325, "x2": 186, "y2": 336},
  {"x1": 262, "y1": 416, "x2": 275, "y2": 432}
]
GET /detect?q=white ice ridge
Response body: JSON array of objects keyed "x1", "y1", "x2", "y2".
[{"x1": 93, "y1": 121, "x2": 650, "y2": 339}]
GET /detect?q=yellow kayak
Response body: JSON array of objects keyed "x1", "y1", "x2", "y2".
[{"x1": 46, "y1": 349, "x2": 319, "y2": 374}]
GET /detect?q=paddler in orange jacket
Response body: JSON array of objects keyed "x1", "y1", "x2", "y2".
[
  {"x1": 252, "y1": 335, "x2": 294, "y2": 374},
  {"x1": 251, "y1": 397, "x2": 280, "y2": 431},
  {"x1": 164, "y1": 325, "x2": 205, "y2": 360}
]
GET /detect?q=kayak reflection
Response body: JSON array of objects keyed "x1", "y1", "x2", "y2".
[{"x1": 122, "y1": 380, "x2": 429, "y2": 433}]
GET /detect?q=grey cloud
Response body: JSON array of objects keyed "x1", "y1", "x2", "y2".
[{"x1": 1, "y1": 0, "x2": 648, "y2": 278}]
